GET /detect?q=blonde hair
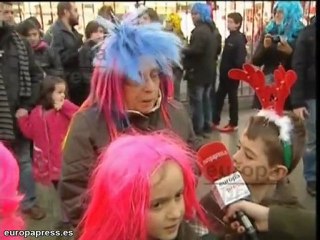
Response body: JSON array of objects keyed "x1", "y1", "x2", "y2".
[{"x1": 166, "y1": 13, "x2": 184, "y2": 37}]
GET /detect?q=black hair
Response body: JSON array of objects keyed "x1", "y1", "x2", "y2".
[
  {"x1": 85, "y1": 20, "x2": 105, "y2": 39},
  {"x1": 227, "y1": 12, "x2": 243, "y2": 30},
  {"x1": 57, "y1": 2, "x2": 73, "y2": 18},
  {"x1": 38, "y1": 75, "x2": 67, "y2": 110},
  {"x1": 25, "y1": 16, "x2": 42, "y2": 29},
  {"x1": 16, "y1": 19, "x2": 39, "y2": 37},
  {"x1": 144, "y1": 8, "x2": 160, "y2": 22}
]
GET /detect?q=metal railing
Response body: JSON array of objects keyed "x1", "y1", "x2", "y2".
[{"x1": 12, "y1": 1, "x2": 316, "y2": 98}]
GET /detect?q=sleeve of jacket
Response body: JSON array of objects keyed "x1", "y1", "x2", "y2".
[
  {"x1": 60, "y1": 100, "x2": 79, "y2": 119},
  {"x1": 17, "y1": 113, "x2": 34, "y2": 140},
  {"x1": 79, "y1": 45, "x2": 94, "y2": 85},
  {"x1": 19, "y1": 40, "x2": 42, "y2": 111},
  {"x1": 234, "y1": 34, "x2": 247, "y2": 68},
  {"x1": 215, "y1": 29, "x2": 222, "y2": 58},
  {"x1": 43, "y1": 26, "x2": 53, "y2": 45},
  {"x1": 252, "y1": 33, "x2": 274, "y2": 67},
  {"x1": 59, "y1": 111, "x2": 97, "y2": 227},
  {"x1": 51, "y1": 30, "x2": 79, "y2": 67},
  {"x1": 290, "y1": 28, "x2": 308, "y2": 108},
  {"x1": 269, "y1": 205, "x2": 316, "y2": 240},
  {"x1": 183, "y1": 28, "x2": 207, "y2": 56},
  {"x1": 47, "y1": 47, "x2": 64, "y2": 77}
]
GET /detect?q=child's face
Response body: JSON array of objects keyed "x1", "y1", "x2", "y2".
[
  {"x1": 27, "y1": 28, "x2": 41, "y2": 47},
  {"x1": 233, "y1": 131, "x2": 273, "y2": 185},
  {"x1": 147, "y1": 161, "x2": 185, "y2": 240},
  {"x1": 90, "y1": 26, "x2": 105, "y2": 43},
  {"x1": 52, "y1": 83, "x2": 66, "y2": 104},
  {"x1": 139, "y1": 13, "x2": 152, "y2": 25},
  {"x1": 227, "y1": 18, "x2": 240, "y2": 31}
]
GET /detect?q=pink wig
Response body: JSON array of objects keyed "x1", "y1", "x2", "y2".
[
  {"x1": 0, "y1": 142, "x2": 25, "y2": 239},
  {"x1": 79, "y1": 131, "x2": 208, "y2": 240}
]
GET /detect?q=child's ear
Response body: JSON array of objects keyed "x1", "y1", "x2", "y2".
[{"x1": 268, "y1": 165, "x2": 288, "y2": 182}]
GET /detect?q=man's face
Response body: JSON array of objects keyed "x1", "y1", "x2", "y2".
[
  {"x1": 66, "y1": 2, "x2": 79, "y2": 26},
  {"x1": 123, "y1": 61, "x2": 161, "y2": 114},
  {"x1": 191, "y1": 12, "x2": 200, "y2": 25},
  {"x1": 0, "y1": 3, "x2": 15, "y2": 26}
]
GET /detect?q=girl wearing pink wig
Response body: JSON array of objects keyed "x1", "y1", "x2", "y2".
[
  {"x1": 0, "y1": 142, "x2": 24, "y2": 239},
  {"x1": 79, "y1": 132, "x2": 216, "y2": 240}
]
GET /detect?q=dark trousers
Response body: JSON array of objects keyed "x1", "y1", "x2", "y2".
[
  {"x1": 213, "y1": 78, "x2": 239, "y2": 126},
  {"x1": 173, "y1": 67, "x2": 184, "y2": 101},
  {"x1": 188, "y1": 82, "x2": 212, "y2": 134}
]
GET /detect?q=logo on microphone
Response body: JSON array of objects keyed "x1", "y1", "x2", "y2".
[
  {"x1": 212, "y1": 172, "x2": 251, "y2": 209},
  {"x1": 202, "y1": 150, "x2": 228, "y2": 165}
]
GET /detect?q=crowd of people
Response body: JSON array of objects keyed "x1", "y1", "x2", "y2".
[{"x1": 0, "y1": 1, "x2": 316, "y2": 240}]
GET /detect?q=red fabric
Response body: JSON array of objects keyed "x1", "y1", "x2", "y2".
[
  {"x1": 17, "y1": 100, "x2": 79, "y2": 185},
  {"x1": 33, "y1": 40, "x2": 48, "y2": 51}
]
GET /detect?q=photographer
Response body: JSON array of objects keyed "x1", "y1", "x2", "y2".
[
  {"x1": 223, "y1": 200, "x2": 316, "y2": 240},
  {"x1": 251, "y1": 1, "x2": 304, "y2": 110}
]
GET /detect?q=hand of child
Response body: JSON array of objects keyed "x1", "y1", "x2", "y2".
[
  {"x1": 15, "y1": 108, "x2": 28, "y2": 118},
  {"x1": 54, "y1": 100, "x2": 64, "y2": 111}
]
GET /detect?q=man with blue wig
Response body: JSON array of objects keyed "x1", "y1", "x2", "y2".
[{"x1": 183, "y1": 3, "x2": 221, "y2": 137}]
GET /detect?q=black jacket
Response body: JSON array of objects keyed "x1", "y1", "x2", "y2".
[
  {"x1": 0, "y1": 25, "x2": 42, "y2": 136},
  {"x1": 291, "y1": 22, "x2": 315, "y2": 108},
  {"x1": 252, "y1": 32, "x2": 294, "y2": 75},
  {"x1": 183, "y1": 22, "x2": 221, "y2": 85},
  {"x1": 50, "y1": 20, "x2": 84, "y2": 105},
  {"x1": 79, "y1": 40, "x2": 98, "y2": 82},
  {"x1": 219, "y1": 30, "x2": 247, "y2": 81},
  {"x1": 33, "y1": 41, "x2": 63, "y2": 77}
]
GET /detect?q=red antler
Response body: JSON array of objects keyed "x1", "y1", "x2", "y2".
[
  {"x1": 228, "y1": 64, "x2": 297, "y2": 115},
  {"x1": 273, "y1": 65, "x2": 297, "y2": 115},
  {"x1": 228, "y1": 64, "x2": 272, "y2": 109}
]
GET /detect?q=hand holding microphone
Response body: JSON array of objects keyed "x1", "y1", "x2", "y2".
[
  {"x1": 197, "y1": 142, "x2": 259, "y2": 240},
  {"x1": 223, "y1": 200, "x2": 269, "y2": 233}
]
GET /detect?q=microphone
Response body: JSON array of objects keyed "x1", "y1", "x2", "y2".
[{"x1": 198, "y1": 142, "x2": 259, "y2": 240}]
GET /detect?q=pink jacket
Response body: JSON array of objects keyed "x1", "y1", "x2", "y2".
[{"x1": 18, "y1": 100, "x2": 79, "y2": 185}]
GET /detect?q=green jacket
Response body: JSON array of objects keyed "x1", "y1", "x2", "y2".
[
  {"x1": 200, "y1": 178, "x2": 305, "y2": 240},
  {"x1": 269, "y1": 205, "x2": 315, "y2": 240}
]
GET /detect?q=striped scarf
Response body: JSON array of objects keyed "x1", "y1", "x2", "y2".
[
  {"x1": 11, "y1": 30, "x2": 32, "y2": 97},
  {"x1": 0, "y1": 30, "x2": 32, "y2": 140},
  {"x1": 0, "y1": 58, "x2": 15, "y2": 140}
]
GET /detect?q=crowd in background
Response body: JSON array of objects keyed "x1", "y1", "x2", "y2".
[{"x1": 0, "y1": 1, "x2": 316, "y2": 239}]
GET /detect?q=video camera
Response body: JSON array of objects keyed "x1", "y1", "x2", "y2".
[{"x1": 270, "y1": 35, "x2": 281, "y2": 43}]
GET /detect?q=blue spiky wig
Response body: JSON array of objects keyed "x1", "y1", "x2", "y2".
[
  {"x1": 191, "y1": 3, "x2": 212, "y2": 24},
  {"x1": 265, "y1": 1, "x2": 304, "y2": 43},
  {"x1": 94, "y1": 22, "x2": 182, "y2": 84},
  {"x1": 85, "y1": 21, "x2": 182, "y2": 139}
]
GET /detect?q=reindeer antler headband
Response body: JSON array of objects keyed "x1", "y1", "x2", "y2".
[{"x1": 228, "y1": 64, "x2": 297, "y2": 169}]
